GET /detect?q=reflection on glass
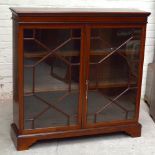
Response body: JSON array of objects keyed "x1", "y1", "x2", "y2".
[
  {"x1": 23, "y1": 29, "x2": 81, "y2": 129},
  {"x1": 87, "y1": 28, "x2": 141, "y2": 124}
]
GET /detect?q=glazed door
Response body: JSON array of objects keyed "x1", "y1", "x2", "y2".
[
  {"x1": 23, "y1": 26, "x2": 83, "y2": 130},
  {"x1": 85, "y1": 26, "x2": 142, "y2": 126}
]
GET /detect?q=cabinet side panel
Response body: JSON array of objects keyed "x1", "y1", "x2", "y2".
[
  {"x1": 135, "y1": 25, "x2": 147, "y2": 120},
  {"x1": 13, "y1": 19, "x2": 19, "y2": 128}
]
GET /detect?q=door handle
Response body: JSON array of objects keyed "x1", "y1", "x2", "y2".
[{"x1": 86, "y1": 80, "x2": 89, "y2": 100}]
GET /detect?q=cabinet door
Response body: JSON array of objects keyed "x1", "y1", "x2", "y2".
[
  {"x1": 86, "y1": 27, "x2": 142, "y2": 126},
  {"x1": 23, "y1": 27, "x2": 82, "y2": 130}
]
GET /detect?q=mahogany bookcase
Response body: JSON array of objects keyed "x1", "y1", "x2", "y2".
[{"x1": 10, "y1": 7, "x2": 150, "y2": 150}]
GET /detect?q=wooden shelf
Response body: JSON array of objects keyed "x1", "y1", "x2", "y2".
[
  {"x1": 24, "y1": 49, "x2": 138, "y2": 58},
  {"x1": 24, "y1": 59, "x2": 136, "y2": 94},
  {"x1": 24, "y1": 77, "x2": 135, "y2": 94},
  {"x1": 90, "y1": 49, "x2": 138, "y2": 56},
  {"x1": 24, "y1": 64, "x2": 79, "y2": 93},
  {"x1": 89, "y1": 79, "x2": 136, "y2": 89},
  {"x1": 24, "y1": 78, "x2": 135, "y2": 94},
  {"x1": 24, "y1": 50, "x2": 80, "y2": 58}
]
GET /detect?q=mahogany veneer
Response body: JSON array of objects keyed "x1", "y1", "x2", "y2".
[{"x1": 10, "y1": 7, "x2": 150, "y2": 150}]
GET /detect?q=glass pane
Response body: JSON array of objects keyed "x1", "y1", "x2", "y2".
[
  {"x1": 87, "y1": 28, "x2": 141, "y2": 124},
  {"x1": 23, "y1": 28, "x2": 81, "y2": 129}
]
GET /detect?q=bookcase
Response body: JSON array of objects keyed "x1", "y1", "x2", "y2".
[{"x1": 10, "y1": 7, "x2": 150, "y2": 150}]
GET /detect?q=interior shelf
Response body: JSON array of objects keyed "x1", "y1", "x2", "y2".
[
  {"x1": 24, "y1": 57, "x2": 136, "y2": 94},
  {"x1": 24, "y1": 79, "x2": 135, "y2": 94},
  {"x1": 24, "y1": 74, "x2": 135, "y2": 94},
  {"x1": 24, "y1": 76, "x2": 79, "y2": 94},
  {"x1": 89, "y1": 79, "x2": 136, "y2": 89},
  {"x1": 24, "y1": 49, "x2": 138, "y2": 58},
  {"x1": 24, "y1": 50, "x2": 80, "y2": 58},
  {"x1": 24, "y1": 67, "x2": 79, "y2": 94}
]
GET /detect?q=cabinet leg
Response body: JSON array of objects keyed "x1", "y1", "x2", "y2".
[
  {"x1": 11, "y1": 124, "x2": 37, "y2": 151},
  {"x1": 125, "y1": 123, "x2": 141, "y2": 137},
  {"x1": 16, "y1": 137, "x2": 37, "y2": 151}
]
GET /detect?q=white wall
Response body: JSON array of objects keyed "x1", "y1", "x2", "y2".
[{"x1": 0, "y1": 0, "x2": 155, "y2": 99}]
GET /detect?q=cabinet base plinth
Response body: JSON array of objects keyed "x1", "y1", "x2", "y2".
[
  {"x1": 124, "y1": 123, "x2": 141, "y2": 137},
  {"x1": 11, "y1": 124, "x2": 37, "y2": 151},
  {"x1": 11, "y1": 122, "x2": 141, "y2": 151}
]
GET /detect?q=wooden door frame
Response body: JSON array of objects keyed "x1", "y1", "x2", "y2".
[
  {"x1": 18, "y1": 23, "x2": 85, "y2": 135},
  {"x1": 83, "y1": 24, "x2": 146, "y2": 129}
]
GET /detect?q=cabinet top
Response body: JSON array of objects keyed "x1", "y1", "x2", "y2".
[{"x1": 10, "y1": 7, "x2": 150, "y2": 17}]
